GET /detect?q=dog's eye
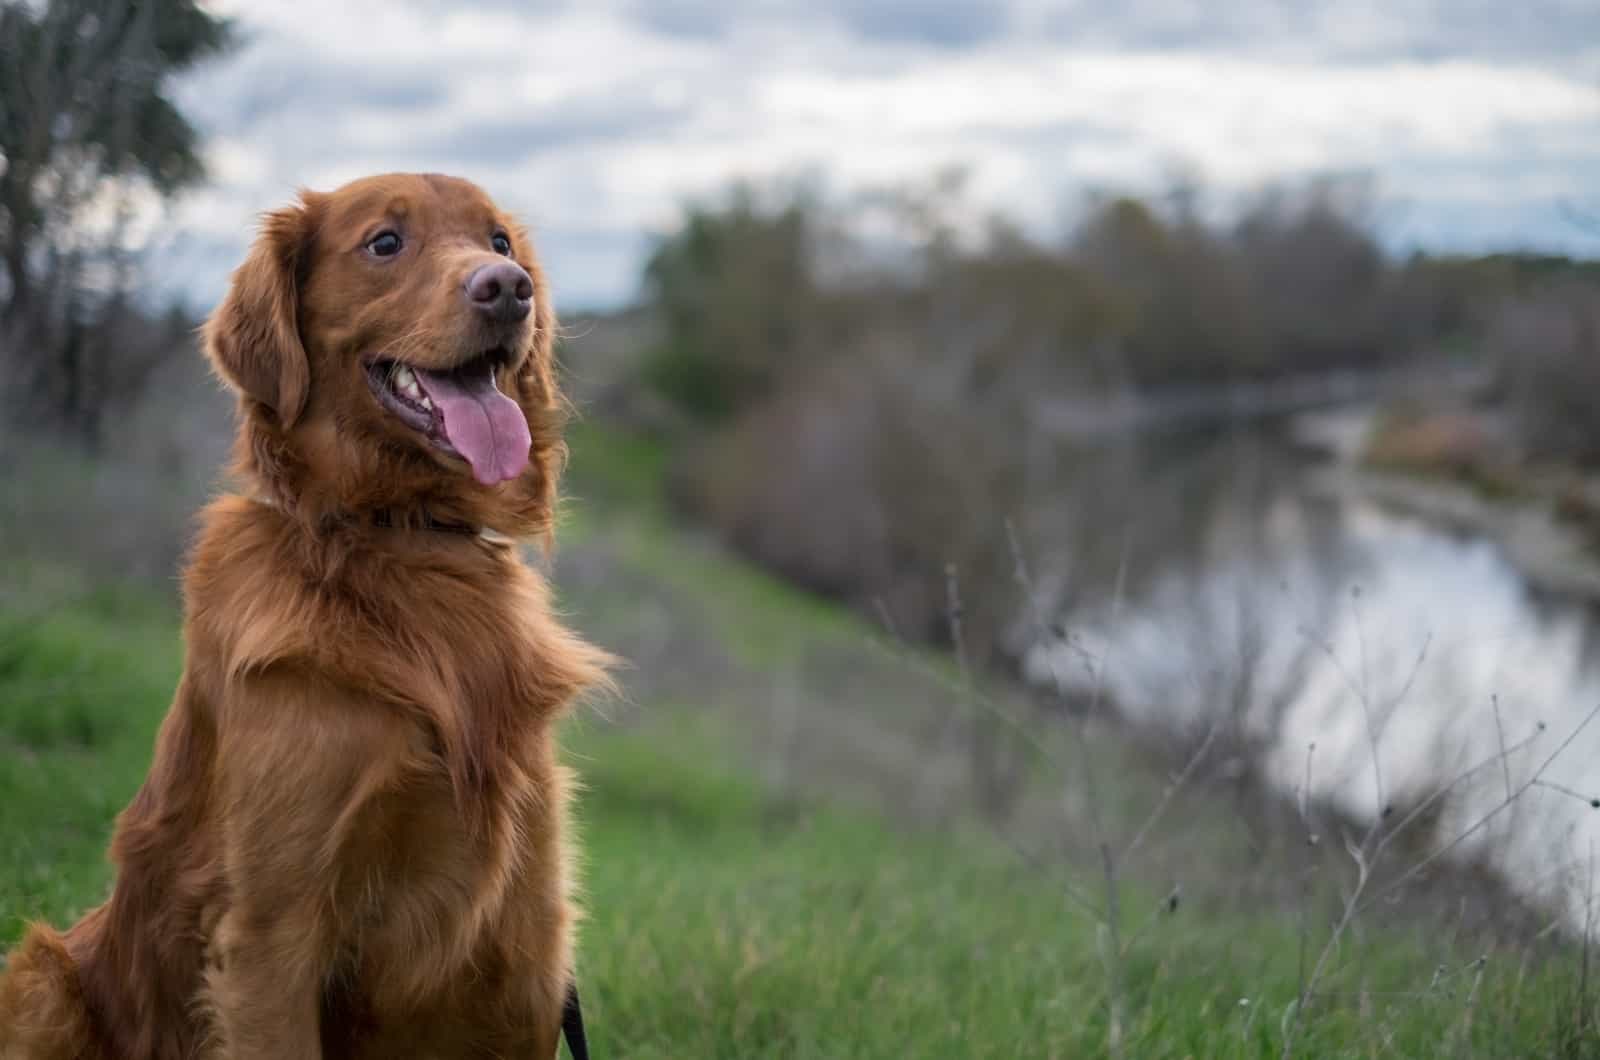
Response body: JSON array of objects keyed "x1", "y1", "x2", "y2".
[
  {"x1": 491, "y1": 232, "x2": 512, "y2": 256},
  {"x1": 367, "y1": 231, "x2": 403, "y2": 257}
]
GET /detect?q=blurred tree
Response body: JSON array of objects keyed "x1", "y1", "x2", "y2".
[
  {"x1": 641, "y1": 184, "x2": 820, "y2": 422},
  {"x1": 0, "y1": 0, "x2": 231, "y2": 443},
  {"x1": 1071, "y1": 192, "x2": 1267, "y2": 385},
  {"x1": 1234, "y1": 177, "x2": 1385, "y2": 372},
  {"x1": 1496, "y1": 281, "x2": 1600, "y2": 462}
]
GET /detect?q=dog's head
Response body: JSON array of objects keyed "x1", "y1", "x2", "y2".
[{"x1": 204, "y1": 173, "x2": 565, "y2": 537}]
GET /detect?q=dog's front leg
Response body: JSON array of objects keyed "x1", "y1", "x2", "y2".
[
  {"x1": 206, "y1": 671, "x2": 405, "y2": 1058},
  {"x1": 207, "y1": 902, "x2": 328, "y2": 1057}
]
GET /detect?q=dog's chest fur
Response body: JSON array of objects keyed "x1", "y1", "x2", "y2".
[
  {"x1": 189, "y1": 503, "x2": 593, "y2": 1040},
  {"x1": 328, "y1": 725, "x2": 569, "y2": 1035}
]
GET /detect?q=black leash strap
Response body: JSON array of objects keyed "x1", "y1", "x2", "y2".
[{"x1": 562, "y1": 981, "x2": 590, "y2": 1060}]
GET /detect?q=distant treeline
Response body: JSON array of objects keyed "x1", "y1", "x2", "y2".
[{"x1": 639, "y1": 174, "x2": 1598, "y2": 423}]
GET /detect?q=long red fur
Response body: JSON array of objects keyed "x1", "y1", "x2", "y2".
[{"x1": 0, "y1": 174, "x2": 614, "y2": 1059}]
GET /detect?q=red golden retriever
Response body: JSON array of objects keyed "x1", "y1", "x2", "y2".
[{"x1": 0, "y1": 173, "x2": 613, "y2": 1058}]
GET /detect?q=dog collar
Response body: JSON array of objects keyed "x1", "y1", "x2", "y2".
[
  {"x1": 370, "y1": 508, "x2": 479, "y2": 535},
  {"x1": 247, "y1": 493, "x2": 506, "y2": 542}
]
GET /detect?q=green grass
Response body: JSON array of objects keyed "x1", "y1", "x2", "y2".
[
  {"x1": 564, "y1": 419, "x2": 672, "y2": 511},
  {"x1": 572, "y1": 718, "x2": 1590, "y2": 1058},
  {"x1": 2, "y1": 575, "x2": 1594, "y2": 1057},
  {"x1": 0, "y1": 585, "x2": 183, "y2": 928},
  {"x1": 561, "y1": 420, "x2": 878, "y2": 671}
]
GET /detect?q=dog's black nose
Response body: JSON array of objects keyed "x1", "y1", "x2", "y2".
[{"x1": 465, "y1": 262, "x2": 533, "y2": 323}]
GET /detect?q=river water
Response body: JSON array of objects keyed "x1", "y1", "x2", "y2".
[{"x1": 1015, "y1": 425, "x2": 1600, "y2": 925}]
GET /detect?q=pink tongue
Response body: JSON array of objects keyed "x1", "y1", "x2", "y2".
[{"x1": 413, "y1": 363, "x2": 531, "y2": 485}]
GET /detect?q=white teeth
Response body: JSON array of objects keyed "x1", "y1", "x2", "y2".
[
  {"x1": 419, "y1": 395, "x2": 433, "y2": 410},
  {"x1": 391, "y1": 365, "x2": 424, "y2": 402}
]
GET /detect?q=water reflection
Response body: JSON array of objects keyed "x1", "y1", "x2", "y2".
[{"x1": 1021, "y1": 429, "x2": 1600, "y2": 924}]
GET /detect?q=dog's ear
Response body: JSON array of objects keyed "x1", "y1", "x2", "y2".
[{"x1": 204, "y1": 195, "x2": 321, "y2": 428}]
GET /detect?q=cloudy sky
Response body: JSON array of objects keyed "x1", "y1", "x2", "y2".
[{"x1": 156, "y1": 0, "x2": 1600, "y2": 310}]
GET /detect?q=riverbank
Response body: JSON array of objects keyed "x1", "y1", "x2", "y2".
[{"x1": 1294, "y1": 404, "x2": 1600, "y2": 604}]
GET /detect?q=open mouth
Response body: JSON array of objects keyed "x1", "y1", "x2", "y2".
[{"x1": 365, "y1": 347, "x2": 531, "y2": 486}]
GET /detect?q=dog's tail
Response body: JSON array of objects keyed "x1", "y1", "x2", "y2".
[{"x1": 0, "y1": 924, "x2": 103, "y2": 1060}]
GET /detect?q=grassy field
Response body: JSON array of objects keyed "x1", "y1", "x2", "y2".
[{"x1": 0, "y1": 429, "x2": 1596, "y2": 1056}]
